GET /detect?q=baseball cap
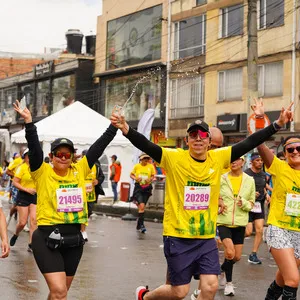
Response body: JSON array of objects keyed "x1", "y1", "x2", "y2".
[
  {"x1": 22, "y1": 148, "x2": 29, "y2": 158},
  {"x1": 111, "y1": 155, "x2": 117, "y2": 160},
  {"x1": 139, "y1": 153, "x2": 151, "y2": 160},
  {"x1": 51, "y1": 138, "x2": 75, "y2": 152},
  {"x1": 81, "y1": 149, "x2": 88, "y2": 156},
  {"x1": 13, "y1": 152, "x2": 18, "y2": 158},
  {"x1": 187, "y1": 120, "x2": 209, "y2": 133}
]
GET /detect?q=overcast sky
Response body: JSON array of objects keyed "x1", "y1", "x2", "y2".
[{"x1": 0, "y1": 0, "x2": 102, "y2": 53}]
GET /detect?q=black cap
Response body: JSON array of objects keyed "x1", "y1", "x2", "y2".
[
  {"x1": 187, "y1": 120, "x2": 209, "y2": 133},
  {"x1": 51, "y1": 138, "x2": 75, "y2": 152},
  {"x1": 111, "y1": 155, "x2": 117, "y2": 160},
  {"x1": 81, "y1": 149, "x2": 88, "y2": 156}
]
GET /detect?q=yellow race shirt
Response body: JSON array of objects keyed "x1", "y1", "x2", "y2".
[
  {"x1": 228, "y1": 174, "x2": 242, "y2": 198},
  {"x1": 31, "y1": 156, "x2": 91, "y2": 226},
  {"x1": 85, "y1": 164, "x2": 97, "y2": 202},
  {"x1": 267, "y1": 156, "x2": 300, "y2": 231},
  {"x1": 131, "y1": 163, "x2": 156, "y2": 185},
  {"x1": 14, "y1": 163, "x2": 36, "y2": 189},
  {"x1": 8, "y1": 157, "x2": 23, "y2": 176},
  {"x1": 159, "y1": 146, "x2": 232, "y2": 239}
]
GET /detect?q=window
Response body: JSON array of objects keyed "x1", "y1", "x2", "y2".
[
  {"x1": 105, "y1": 70, "x2": 161, "y2": 121},
  {"x1": 106, "y1": 5, "x2": 162, "y2": 70},
  {"x1": 4, "y1": 87, "x2": 17, "y2": 109},
  {"x1": 220, "y1": 4, "x2": 243, "y2": 38},
  {"x1": 218, "y1": 68, "x2": 243, "y2": 101},
  {"x1": 170, "y1": 76, "x2": 204, "y2": 119},
  {"x1": 52, "y1": 75, "x2": 76, "y2": 114},
  {"x1": 174, "y1": 15, "x2": 206, "y2": 59},
  {"x1": 20, "y1": 84, "x2": 34, "y2": 113},
  {"x1": 258, "y1": 61, "x2": 283, "y2": 97},
  {"x1": 196, "y1": 0, "x2": 206, "y2": 6},
  {"x1": 36, "y1": 80, "x2": 50, "y2": 117},
  {"x1": 258, "y1": 0, "x2": 284, "y2": 29}
]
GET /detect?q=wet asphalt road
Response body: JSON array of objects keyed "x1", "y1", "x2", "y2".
[{"x1": 2, "y1": 199, "x2": 299, "y2": 300}]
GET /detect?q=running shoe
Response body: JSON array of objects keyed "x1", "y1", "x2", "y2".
[
  {"x1": 27, "y1": 244, "x2": 32, "y2": 253},
  {"x1": 248, "y1": 253, "x2": 262, "y2": 264},
  {"x1": 10, "y1": 234, "x2": 18, "y2": 246},
  {"x1": 135, "y1": 286, "x2": 149, "y2": 300},
  {"x1": 140, "y1": 225, "x2": 147, "y2": 234},
  {"x1": 219, "y1": 272, "x2": 226, "y2": 289},
  {"x1": 224, "y1": 282, "x2": 235, "y2": 296},
  {"x1": 23, "y1": 225, "x2": 30, "y2": 232},
  {"x1": 191, "y1": 289, "x2": 200, "y2": 300}
]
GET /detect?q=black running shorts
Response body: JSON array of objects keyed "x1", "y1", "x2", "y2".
[
  {"x1": 16, "y1": 191, "x2": 37, "y2": 207},
  {"x1": 32, "y1": 224, "x2": 83, "y2": 276},
  {"x1": 218, "y1": 225, "x2": 246, "y2": 245}
]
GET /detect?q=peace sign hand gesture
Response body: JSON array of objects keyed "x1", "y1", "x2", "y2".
[
  {"x1": 276, "y1": 102, "x2": 294, "y2": 127},
  {"x1": 13, "y1": 100, "x2": 32, "y2": 124}
]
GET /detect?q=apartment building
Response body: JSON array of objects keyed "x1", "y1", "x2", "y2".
[
  {"x1": 94, "y1": 0, "x2": 180, "y2": 147},
  {"x1": 169, "y1": 0, "x2": 300, "y2": 148}
]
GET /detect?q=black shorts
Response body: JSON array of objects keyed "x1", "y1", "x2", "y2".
[
  {"x1": 218, "y1": 226, "x2": 246, "y2": 245},
  {"x1": 248, "y1": 211, "x2": 265, "y2": 222},
  {"x1": 16, "y1": 191, "x2": 37, "y2": 207},
  {"x1": 32, "y1": 224, "x2": 83, "y2": 276}
]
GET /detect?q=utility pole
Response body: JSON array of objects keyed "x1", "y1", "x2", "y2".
[{"x1": 247, "y1": 0, "x2": 258, "y2": 121}]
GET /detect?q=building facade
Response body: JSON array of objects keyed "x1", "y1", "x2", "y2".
[
  {"x1": 169, "y1": 0, "x2": 300, "y2": 149},
  {"x1": 95, "y1": 0, "x2": 179, "y2": 147}
]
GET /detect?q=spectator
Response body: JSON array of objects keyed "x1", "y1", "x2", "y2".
[{"x1": 110, "y1": 155, "x2": 122, "y2": 203}]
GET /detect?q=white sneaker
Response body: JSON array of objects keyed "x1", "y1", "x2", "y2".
[
  {"x1": 224, "y1": 282, "x2": 235, "y2": 296},
  {"x1": 191, "y1": 289, "x2": 200, "y2": 300},
  {"x1": 219, "y1": 272, "x2": 226, "y2": 289},
  {"x1": 23, "y1": 225, "x2": 30, "y2": 232}
]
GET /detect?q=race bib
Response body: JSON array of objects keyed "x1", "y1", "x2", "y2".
[
  {"x1": 251, "y1": 202, "x2": 262, "y2": 213},
  {"x1": 184, "y1": 186, "x2": 210, "y2": 210},
  {"x1": 285, "y1": 193, "x2": 300, "y2": 217},
  {"x1": 85, "y1": 183, "x2": 93, "y2": 193},
  {"x1": 56, "y1": 187, "x2": 84, "y2": 212}
]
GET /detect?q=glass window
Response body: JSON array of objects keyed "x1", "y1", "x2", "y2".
[
  {"x1": 105, "y1": 70, "x2": 161, "y2": 121},
  {"x1": 258, "y1": 61, "x2": 283, "y2": 97},
  {"x1": 106, "y1": 5, "x2": 162, "y2": 70},
  {"x1": 218, "y1": 68, "x2": 243, "y2": 101},
  {"x1": 52, "y1": 75, "x2": 76, "y2": 114},
  {"x1": 3, "y1": 87, "x2": 17, "y2": 109},
  {"x1": 220, "y1": 4, "x2": 243, "y2": 38},
  {"x1": 259, "y1": 0, "x2": 284, "y2": 29},
  {"x1": 20, "y1": 84, "x2": 35, "y2": 112},
  {"x1": 170, "y1": 76, "x2": 204, "y2": 119},
  {"x1": 36, "y1": 80, "x2": 50, "y2": 117},
  {"x1": 196, "y1": 0, "x2": 206, "y2": 6},
  {"x1": 174, "y1": 15, "x2": 206, "y2": 59}
]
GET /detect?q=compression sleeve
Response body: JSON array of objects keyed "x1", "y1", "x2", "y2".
[
  {"x1": 86, "y1": 124, "x2": 118, "y2": 169},
  {"x1": 125, "y1": 127, "x2": 162, "y2": 163},
  {"x1": 25, "y1": 122, "x2": 43, "y2": 172},
  {"x1": 231, "y1": 123, "x2": 279, "y2": 162}
]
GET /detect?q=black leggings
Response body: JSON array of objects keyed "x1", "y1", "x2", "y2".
[{"x1": 32, "y1": 224, "x2": 83, "y2": 276}]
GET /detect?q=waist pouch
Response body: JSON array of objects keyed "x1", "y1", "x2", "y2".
[{"x1": 46, "y1": 232, "x2": 85, "y2": 250}]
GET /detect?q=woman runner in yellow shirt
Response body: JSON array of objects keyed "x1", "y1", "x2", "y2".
[
  {"x1": 13, "y1": 100, "x2": 117, "y2": 300},
  {"x1": 10, "y1": 148, "x2": 37, "y2": 251}
]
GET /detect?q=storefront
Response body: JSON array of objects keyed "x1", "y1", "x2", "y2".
[{"x1": 0, "y1": 58, "x2": 95, "y2": 132}]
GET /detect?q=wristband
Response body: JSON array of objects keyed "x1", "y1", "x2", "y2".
[{"x1": 272, "y1": 121, "x2": 282, "y2": 131}]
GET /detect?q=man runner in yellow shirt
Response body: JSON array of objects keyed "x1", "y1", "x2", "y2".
[{"x1": 111, "y1": 100, "x2": 293, "y2": 300}]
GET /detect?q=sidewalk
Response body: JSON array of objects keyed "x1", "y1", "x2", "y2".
[{"x1": 94, "y1": 197, "x2": 164, "y2": 222}]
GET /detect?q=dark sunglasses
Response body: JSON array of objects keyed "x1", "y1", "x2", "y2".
[
  {"x1": 286, "y1": 146, "x2": 300, "y2": 154},
  {"x1": 52, "y1": 151, "x2": 73, "y2": 159},
  {"x1": 188, "y1": 129, "x2": 209, "y2": 139}
]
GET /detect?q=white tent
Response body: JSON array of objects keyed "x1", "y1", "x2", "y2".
[{"x1": 11, "y1": 101, "x2": 134, "y2": 197}]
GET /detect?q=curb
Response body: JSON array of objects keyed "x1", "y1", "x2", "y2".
[{"x1": 93, "y1": 203, "x2": 164, "y2": 223}]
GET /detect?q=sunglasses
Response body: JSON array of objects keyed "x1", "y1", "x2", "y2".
[
  {"x1": 52, "y1": 151, "x2": 73, "y2": 159},
  {"x1": 188, "y1": 130, "x2": 209, "y2": 139},
  {"x1": 286, "y1": 146, "x2": 300, "y2": 154}
]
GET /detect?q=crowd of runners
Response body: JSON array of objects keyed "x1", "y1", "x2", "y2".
[{"x1": 0, "y1": 98, "x2": 298, "y2": 300}]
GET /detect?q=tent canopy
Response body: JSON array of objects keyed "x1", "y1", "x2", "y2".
[{"x1": 11, "y1": 101, "x2": 130, "y2": 145}]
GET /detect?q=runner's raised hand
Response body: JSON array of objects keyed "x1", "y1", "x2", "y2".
[{"x1": 13, "y1": 100, "x2": 32, "y2": 123}]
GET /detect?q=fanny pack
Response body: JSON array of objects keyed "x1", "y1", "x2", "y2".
[{"x1": 46, "y1": 228, "x2": 85, "y2": 250}]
